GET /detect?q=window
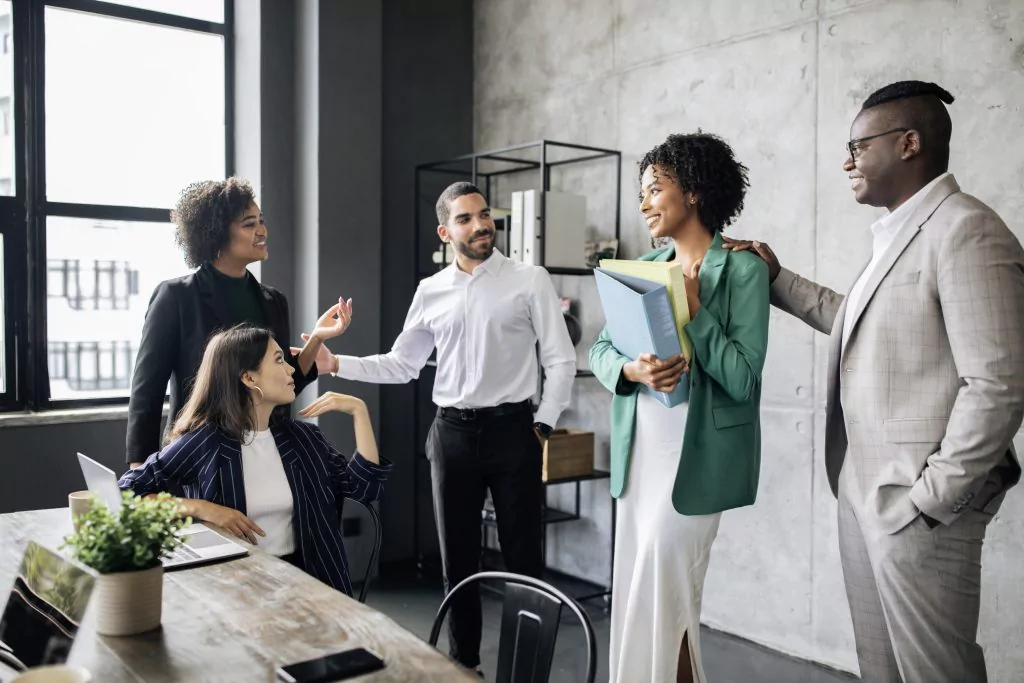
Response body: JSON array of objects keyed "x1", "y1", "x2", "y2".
[
  {"x1": 0, "y1": 0, "x2": 233, "y2": 410},
  {"x1": 1, "y1": 1, "x2": 13, "y2": 198},
  {"x1": 46, "y1": 218, "x2": 189, "y2": 400}
]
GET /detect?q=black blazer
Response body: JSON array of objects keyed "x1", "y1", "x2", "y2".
[{"x1": 125, "y1": 263, "x2": 317, "y2": 463}]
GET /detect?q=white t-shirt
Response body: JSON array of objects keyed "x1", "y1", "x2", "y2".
[{"x1": 240, "y1": 429, "x2": 296, "y2": 557}]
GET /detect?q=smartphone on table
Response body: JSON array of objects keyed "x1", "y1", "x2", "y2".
[{"x1": 275, "y1": 647, "x2": 385, "y2": 682}]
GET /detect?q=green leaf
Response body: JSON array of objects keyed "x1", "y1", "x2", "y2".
[{"x1": 61, "y1": 491, "x2": 188, "y2": 574}]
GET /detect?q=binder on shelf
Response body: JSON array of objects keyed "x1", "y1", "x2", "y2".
[
  {"x1": 521, "y1": 190, "x2": 541, "y2": 265},
  {"x1": 509, "y1": 192, "x2": 525, "y2": 261},
  {"x1": 594, "y1": 268, "x2": 689, "y2": 407},
  {"x1": 599, "y1": 259, "x2": 692, "y2": 361}
]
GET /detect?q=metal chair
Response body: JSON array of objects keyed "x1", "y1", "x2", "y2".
[
  {"x1": 344, "y1": 498, "x2": 382, "y2": 603},
  {"x1": 428, "y1": 571, "x2": 597, "y2": 683}
]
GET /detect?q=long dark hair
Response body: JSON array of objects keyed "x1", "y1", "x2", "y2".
[{"x1": 169, "y1": 325, "x2": 271, "y2": 443}]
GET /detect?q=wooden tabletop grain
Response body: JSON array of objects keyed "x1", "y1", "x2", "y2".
[{"x1": 0, "y1": 508, "x2": 476, "y2": 682}]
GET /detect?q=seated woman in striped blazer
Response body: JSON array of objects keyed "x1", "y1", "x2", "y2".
[{"x1": 119, "y1": 324, "x2": 391, "y2": 596}]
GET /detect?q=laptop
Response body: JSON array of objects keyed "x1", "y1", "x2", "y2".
[
  {"x1": 0, "y1": 541, "x2": 96, "y2": 674},
  {"x1": 76, "y1": 452, "x2": 249, "y2": 570}
]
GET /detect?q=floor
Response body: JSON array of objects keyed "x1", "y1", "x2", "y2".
[{"x1": 366, "y1": 564, "x2": 858, "y2": 683}]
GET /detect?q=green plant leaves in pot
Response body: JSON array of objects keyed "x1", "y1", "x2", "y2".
[{"x1": 62, "y1": 492, "x2": 190, "y2": 575}]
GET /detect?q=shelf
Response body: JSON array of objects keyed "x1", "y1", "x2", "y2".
[
  {"x1": 546, "y1": 267, "x2": 596, "y2": 277},
  {"x1": 545, "y1": 469, "x2": 610, "y2": 484},
  {"x1": 482, "y1": 506, "x2": 578, "y2": 528},
  {"x1": 479, "y1": 548, "x2": 610, "y2": 603}
]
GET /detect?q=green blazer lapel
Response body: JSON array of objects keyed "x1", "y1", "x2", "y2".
[{"x1": 698, "y1": 232, "x2": 728, "y2": 304}]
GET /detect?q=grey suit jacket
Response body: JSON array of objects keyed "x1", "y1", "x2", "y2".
[{"x1": 772, "y1": 174, "x2": 1024, "y2": 532}]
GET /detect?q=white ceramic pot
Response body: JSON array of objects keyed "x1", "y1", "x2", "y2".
[{"x1": 92, "y1": 565, "x2": 163, "y2": 636}]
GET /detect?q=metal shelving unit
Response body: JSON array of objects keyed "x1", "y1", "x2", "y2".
[{"x1": 410, "y1": 140, "x2": 622, "y2": 603}]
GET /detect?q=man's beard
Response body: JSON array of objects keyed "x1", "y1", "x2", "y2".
[{"x1": 453, "y1": 233, "x2": 495, "y2": 261}]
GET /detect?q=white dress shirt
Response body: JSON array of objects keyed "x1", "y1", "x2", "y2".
[
  {"x1": 336, "y1": 250, "x2": 577, "y2": 428},
  {"x1": 240, "y1": 429, "x2": 296, "y2": 556},
  {"x1": 842, "y1": 172, "x2": 951, "y2": 348}
]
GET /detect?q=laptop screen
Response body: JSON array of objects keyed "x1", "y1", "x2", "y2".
[{"x1": 0, "y1": 542, "x2": 96, "y2": 671}]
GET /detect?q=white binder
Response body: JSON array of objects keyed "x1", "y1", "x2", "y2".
[{"x1": 509, "y1": 191, "x2": 524, "y2": 262}]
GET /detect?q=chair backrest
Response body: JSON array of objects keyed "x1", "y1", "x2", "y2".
[
  {"x1": 344, "y1": 498, "x2": 382, "y2": 604},
  {"x1": 428, "y1": 571, "x2": 596, "y2": 683}
]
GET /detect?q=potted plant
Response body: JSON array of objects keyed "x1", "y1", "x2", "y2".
[{"x1": 62, "y1": 491, "x2": 188, "y2": 636}]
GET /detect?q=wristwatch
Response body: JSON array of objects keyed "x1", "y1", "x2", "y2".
[{"x1": 533, "y1": 422, "x2": 553, "y2": 439}]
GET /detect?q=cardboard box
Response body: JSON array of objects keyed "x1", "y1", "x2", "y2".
[{"x1": 542, "y1": 429, "x2": 595, "y2": 482}]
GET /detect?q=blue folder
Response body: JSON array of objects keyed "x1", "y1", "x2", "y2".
[{"x1": 594, "y1": 268, "x2": 689, "y2": 407}]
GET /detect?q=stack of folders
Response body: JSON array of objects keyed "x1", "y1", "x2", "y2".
[{"x1": 594, "y1": 260, "x2": 693, "y2": 408}]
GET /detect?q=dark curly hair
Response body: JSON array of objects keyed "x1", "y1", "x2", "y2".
[
  {"x1": 171, "y1": 177, "x2": 256, "y2": 268},
  {"x1": 638, "y1": 132, "x2": 749, "y2": 234}
]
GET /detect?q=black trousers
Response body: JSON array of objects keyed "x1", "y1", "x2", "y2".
[{"x1": 426, "y1": 404, "x2": 544, "y2": 668}]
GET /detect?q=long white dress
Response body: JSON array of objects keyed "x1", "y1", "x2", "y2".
[{"x1": 609, "y1": 391, "x2": 722, "y2": 683}]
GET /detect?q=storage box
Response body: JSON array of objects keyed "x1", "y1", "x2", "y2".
[{"x1": 542, "y1": 429, "x2": 595, "y2": 482}]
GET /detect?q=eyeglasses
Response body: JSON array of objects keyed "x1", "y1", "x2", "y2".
[{"x1": 846, "y1": 128, "x2": 910, "y2": 160}]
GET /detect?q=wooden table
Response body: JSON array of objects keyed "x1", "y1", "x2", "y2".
[{"x1": 0, "y1": 509, "x2": 477, "y2": 682}]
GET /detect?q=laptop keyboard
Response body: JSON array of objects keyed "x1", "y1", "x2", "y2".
[{"x1": 165, "y1": 543, "x2": 201, "y2": 565}]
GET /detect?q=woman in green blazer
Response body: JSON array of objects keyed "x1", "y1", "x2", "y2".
[{"x1": 591, "y1": 133, "x2": 770, "y2": 683}]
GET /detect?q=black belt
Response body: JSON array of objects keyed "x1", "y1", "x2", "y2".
[{"x1": 438, "y1": 400, "x2": 532, "y2": 421}]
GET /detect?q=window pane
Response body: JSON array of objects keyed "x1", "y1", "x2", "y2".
[
  {"x1": 93, "y1": 0, "x2": 224, "y2": 23},
  {"x1": 45, "y1": 8, "x2": 225, "y2": 207},
  {"x1": 0, "y1": 1, "x2": 13, "y2": 196},
  {"x1": 47, "y1": 217, "x2": 191, "y2": 400}
]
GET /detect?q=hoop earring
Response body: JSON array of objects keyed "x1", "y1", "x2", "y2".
[{"x1": 250, "y1": 386, "x2": 265, "y2": 406}]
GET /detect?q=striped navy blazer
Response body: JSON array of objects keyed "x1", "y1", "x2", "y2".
[{"x1": 118, "y1": 420, "x2": 392, "y2": 596}]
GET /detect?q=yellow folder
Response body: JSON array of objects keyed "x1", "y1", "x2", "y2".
[{"x1": 598, "y1": 259, "x2": 692, "y2": 360}]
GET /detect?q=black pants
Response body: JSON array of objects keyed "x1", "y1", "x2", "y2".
[{"x1": 426, "y1": 404, "x2": 544, "y2": 668}]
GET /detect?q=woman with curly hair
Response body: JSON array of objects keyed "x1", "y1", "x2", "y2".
[
  {"x1": 126, "y1": 178, "x2": 347, "y2": 468},
  {"x1": 590, "y1": 133, "x2": 770, "y2": 683}
]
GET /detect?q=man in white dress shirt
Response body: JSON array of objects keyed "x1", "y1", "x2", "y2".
[
  {"x1": 725, "y1": 81, "x2": 1024, "y2": 682},
  {"x1": 323, "y1": 182, "x2": 576, "y2": 672}
]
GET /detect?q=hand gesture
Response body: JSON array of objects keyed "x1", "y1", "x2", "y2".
[
  {"x1": 683, "y1": 258, "x2": 703, "y2": 317},
  {"x1": 194, "y1": 501, "x2": 265, "y2": 545},
  {"x1": 721, "y1": 237, "x2": 782, "y2": 282},
  {"x1": 311, "y1": 297, "x2": 353, "y2": 342},
  {"x1": 290, "y1": 332, "x2": 339, "y2": 374},
  {"x1": 298, "y1": 391, "x2": 368, "y2": 418},
  {"x1": 624, "y1": 353, "x2": 689, "y2": 393}
]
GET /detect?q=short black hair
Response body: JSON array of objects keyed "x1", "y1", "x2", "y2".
[
  {"x1": 436, "y1": 182, "x2": 485, "y2": 225},
  {"x1": 638, "y1": 132, "x2": 749, "y2": 233},
  {"x1": 861, "y1": 80, "x2": 954, "y2": 169},
  {"x1": 172, "y1": 177, "x2": 256, "y2": 268}
]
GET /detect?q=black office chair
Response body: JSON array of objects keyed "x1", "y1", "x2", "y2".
[
  {"x1": 428, "y1": 571, "x2": 597, "y2": 683},
  {"x1": 344, "y1": 498, "x2": 382, "y2": 604}
]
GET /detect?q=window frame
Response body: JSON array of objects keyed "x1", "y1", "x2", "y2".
[{"x1": 1, "y1": 0, "x2": 235, "y2": 411}]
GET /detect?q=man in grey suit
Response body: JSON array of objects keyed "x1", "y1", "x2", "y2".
[{"x1": 725, "y1": 80, "x2": 1024, "y2": 682}]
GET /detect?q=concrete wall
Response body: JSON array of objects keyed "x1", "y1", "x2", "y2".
[{"x1": 473, "y1": 0, "x2": 1024, "y2": 676}]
